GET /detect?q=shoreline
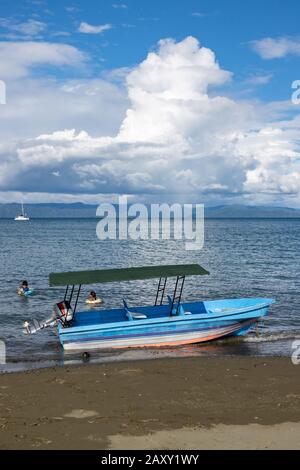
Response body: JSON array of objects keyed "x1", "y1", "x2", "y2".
[
  {"x1": 0, "y1": 356, "x2": 299, "y2": 449},
  {"x1": 2, "y1": 330, "x2": 300, "y2": 375},
  {"x1": 0, "y1": 350, "x2": 296, "y2": 376}
]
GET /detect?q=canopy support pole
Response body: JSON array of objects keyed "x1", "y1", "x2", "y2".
[
  {"x1": 68, "y1": 284, "x2": 75, "y2": 305},
  {"x1": 64, "y1": 285, "x2": 75, "y2": 322},
  {"x1": 170, "y1": 275, "x2": 185, "y2": 315},
  {"x1": 155, "y1": 277, "x2": 168, "y2": 306},
  {"x1": 64, "y1": 285, "x2": 69, "y2": 301},
  {"x1": 73, "y1": 284, "x2": 81, "y2": 314}
]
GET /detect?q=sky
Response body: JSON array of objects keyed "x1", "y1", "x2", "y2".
[{"x1": 0, "y1": 0, "x2": 300, "y2": 206}]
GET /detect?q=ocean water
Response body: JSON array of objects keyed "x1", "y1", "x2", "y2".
[{"x1": 0, "y1": 218, "x2": 299, "y2": 372}]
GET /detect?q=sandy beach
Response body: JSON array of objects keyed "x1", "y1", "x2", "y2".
[{"x1": 0, "y1": 356, "x2": 299, "y2": 450}]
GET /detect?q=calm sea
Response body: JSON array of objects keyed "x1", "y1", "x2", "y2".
[{"x1": 0, "y1": 218, "x2": 299, "y2": 372}]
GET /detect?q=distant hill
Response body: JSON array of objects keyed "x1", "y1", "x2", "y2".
[
  {"x1": 0, "y1": 203, "x2": 97, "y2": 219},
  {"x1": 204, "y1": 204, "x2": 300, "y2": 218},
  {"x1": 0, "y1": 203, "x2": 300, "y2": 219}
]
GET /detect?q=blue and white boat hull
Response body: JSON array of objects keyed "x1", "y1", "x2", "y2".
[{"x1": 58, "y1": 298, "x2": 274, "y2": 351}]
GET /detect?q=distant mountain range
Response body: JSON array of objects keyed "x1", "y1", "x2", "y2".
[
  {"x1": 204, "y1": 205, "x2": 300, "y2": 218},
  {"x1": 1, "y1": 203, "x2": 300, "y2": 219},
  {"x1": 0, "y1": 202, "x2": 97, "y2": 219}
]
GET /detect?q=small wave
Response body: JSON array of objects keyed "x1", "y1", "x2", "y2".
[{"x1": 243, "y1": 331, "x2": 300, "y2": 343}]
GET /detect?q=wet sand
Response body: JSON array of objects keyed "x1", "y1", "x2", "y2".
[{"x1": 0, "y1": 356, "x2": 299, "y2": 450}]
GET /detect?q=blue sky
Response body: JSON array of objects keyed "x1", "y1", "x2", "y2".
[
  {"x1": 0, "y1": 0, "x2": 300, "y2": 206},
  {"x1": 1, "y1": 0, "x2": 299, "y2": 100}
]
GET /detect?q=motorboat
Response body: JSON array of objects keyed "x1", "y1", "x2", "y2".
[{"x1": 23, "y1": 264, "x2": 275, "y2": 351}]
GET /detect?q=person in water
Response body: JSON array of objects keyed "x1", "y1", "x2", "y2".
[
  {"x1": 19, "y1": 280, "x2": 30, "y2": 295},
  {"x1": 87, "y1": 291, "x2": 97, "y2": 301}
]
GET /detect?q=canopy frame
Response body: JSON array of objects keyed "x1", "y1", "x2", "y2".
[
  {"x1": 62, "y1": 284, "x2": 82, "y2": 317},
  {"x1": 51, "y1": 264, "x2": 209, "y2": 317},
  {"x1": 170, "y1": 275, "x2": 186, "y2": 315},
  {"x1": 155, "y1": 277, "x2": 168, "y2": 306}
]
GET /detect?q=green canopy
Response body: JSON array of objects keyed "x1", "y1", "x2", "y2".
[{"x1": 49, "y1": 264, "x2": 209, "y2": 287}]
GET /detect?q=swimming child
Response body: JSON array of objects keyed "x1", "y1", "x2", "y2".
[
  {"x1": 21, "y1": 280, "x2": 29, "y2": 293},
  {"x1": 18, "y1": 280, "x2": 30, "y2": 296},
  {"x1": 86, "y1": 290, "x2": 103, "y2": 304},
  {"x1": 87, "y1": 291, "x2": 97, "y2": 301}
]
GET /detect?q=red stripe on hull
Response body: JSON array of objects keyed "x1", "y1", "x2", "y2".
[{"x1": 109, "y1": 330, "x2": 243, "y2": 349}]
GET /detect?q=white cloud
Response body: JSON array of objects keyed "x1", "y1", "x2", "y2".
[
  {"x1": 245, "y1": 73, "x2": 273, "y2": 85},
  {"x1": 0, "y1": 78, "x2": 127, "y2": 141},
  {"x1": 251, "y1": 37, "x2": 300, "y2": 59},
  {"x1": 0, "y1": 41, "x2": 86, "y2": 79},
  {"x1": 1, "y1": 36, "x2": 300, "y2": 205},
  {"x1": 65, "y1": 6, "x2": 81, "y2": 13},
  {"x1": 112, "y1": 3, "x2": 127, "y2": 8},
  {"x1": 118, "y1": 36, "x2": 232, "y2": 143},
  {"x1": 51, "y1": 31, "x2": 71, "y2": 37},
  {"x1": 78, "y1": 22, "x2": 112, "y2": 34},
  {"x1": 191, "y1": 12, "x2": 206, "y2": 18},
  {"x1": 0, "y1": 191, "x2": 119, "y2": 204},
  {"x1": 0, "y1": 18, "x2": 47, "y2": 38}
]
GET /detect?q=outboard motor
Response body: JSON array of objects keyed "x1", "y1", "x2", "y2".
[
  {"x1": 23, "y1": 301, "x2": 74, "y2": 335},
  {"x1": 54, "y1": 300, "x2": 74, "y2": 326}
]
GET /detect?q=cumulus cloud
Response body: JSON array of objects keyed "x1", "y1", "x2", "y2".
[
  {"x1": 241, "y1": 120, "x2": 300, "y2": 195},
  {"x1": 250, "y1": 37, "x2": 300, "y2": 59},
  {"x1": 117, "y1": 37, "x2": 233, "y2": 143},
  {"x1": 0, "y1": 78, "x2": 128, "y2": 141},
  {"x1": 0, "y1": 41, "x2": 86, "y2": 79},
  {"x1": 1, "y1": 36, "x2": 300, "y2": 205},
  {"x1": 78, "y1": 22, "x2": 112, "y2": 34}
]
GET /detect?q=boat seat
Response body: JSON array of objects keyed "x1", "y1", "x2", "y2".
[
  {"x1": 123, "y1": 299, "x2": 148, "y2": 321},
  {"x1": 178, "y1": 305, "x2": 192, "y2": 315},
  {"x1": 167, "y1": 297, "x2": 192, "y2": 316},
  {"x1": 126, "y1": 312, "x2": 148, "y2": 321}
]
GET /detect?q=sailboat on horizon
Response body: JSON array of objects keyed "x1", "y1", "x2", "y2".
[{"x1": 14, "y1": 202, "x2": 30, "y2": 221}]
